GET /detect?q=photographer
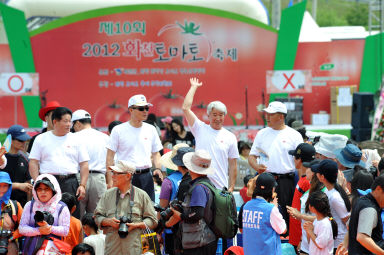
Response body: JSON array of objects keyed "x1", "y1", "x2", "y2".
[
  {"x1": 94, "y1": 160, "x2": 157, "y2": 255},
  {"x1": 19, "y1": 174, "x2": 70, "y2": 254},
  {"x1": 158, "y1": 143, "x2": 193, "y2": 255},
  {"x1": 0, "y1": 172, "x2": 23, "y2": 255},
  {"x1": 165, "y1": 150, "x2": 217, "y2": 254}
]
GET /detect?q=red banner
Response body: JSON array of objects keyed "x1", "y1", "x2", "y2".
[{"x1": 30, "y1": 9, "x2": 277, "y2": 127}]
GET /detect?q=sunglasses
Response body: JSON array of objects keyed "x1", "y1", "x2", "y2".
[{"x1": 132, "y1": 106, "x2": 149, "y2": 111}]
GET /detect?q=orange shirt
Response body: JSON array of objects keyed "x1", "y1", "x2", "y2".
[
  {"x1": 63, "y1": 216, "x2": 83, "y2": 251},
  {"x1": 0, "y1": 201, "x2": 23, "y2": 240}
]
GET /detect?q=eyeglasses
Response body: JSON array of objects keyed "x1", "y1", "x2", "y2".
[{"x1": 132, "y1": 106, "x2": 149, "y2": 112}]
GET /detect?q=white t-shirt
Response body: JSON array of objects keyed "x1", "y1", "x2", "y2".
[
  {"x1": 250, "y1": 126, "x2": 303, "y2": 174},
  {"x1": 107, "y1": 122, "x2": 162, "y2": 168},
  {"x1": 75, "y1": 128, "x2": 109, "y2": 173},
  {"x1": 190, "y1": 118, "x2": 239, "y2": 189},
  {"x1": 325, "y1": 188, "x2": 349, "y2": 248},
  {"x1": 300, "y1": 191, "x2": 311, "y2": 253},
  {"x1": 29, "y1": 131, "x2": 90, "y2": 175},
  {"x1": 309, "y1": 217, "x2": 334, "y2": 255},
  {"x1": 84, "y1": 233, "x2": 105, "y2": 255}
]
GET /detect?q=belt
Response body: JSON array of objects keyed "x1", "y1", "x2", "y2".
[
  {"x1": 89, "y1": 170, "x2": 104, "y2": 174},
  {"x1": 271, "y1": 172, "x2": 295, "y2": 180},
  {"x1": 135, "y1": 168, "x2": 150, "y2": 174},
  {"x1": 53, "y1": 174, "x2": 77, "y2": 180}
]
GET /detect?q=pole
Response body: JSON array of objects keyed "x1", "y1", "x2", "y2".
[
  {"x1": 14, "y1": 96, "x2": 17, "y2": 124},
  {"x1": 245, "y1": 86, "x2": 249, "y2": 129}
]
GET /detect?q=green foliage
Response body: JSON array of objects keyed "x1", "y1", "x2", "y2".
[
  {"x1": 0, "y1": 133, "x2": 6, "y2": 145},
  {"x1": 317, "y1": 8, "x2": 348, "y2": 27},
  {"x1": 346, "y1": 3, "x2": 368, "y2": 26}
]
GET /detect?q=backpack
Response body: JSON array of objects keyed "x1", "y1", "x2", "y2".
[
  {"x1": 1, "y1": 200, "x2": 19, "y2": 229},
  {"x1": 196, "y1": 179, "x2": 238, "y2": 239}
]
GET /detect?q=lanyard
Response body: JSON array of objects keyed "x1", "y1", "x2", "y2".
[{"x1": 115, "y1": 186, "x2": 134, "y2": 219}]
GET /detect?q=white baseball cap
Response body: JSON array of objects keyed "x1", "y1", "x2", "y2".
[
  {"x1": 263, "y1": 101, "x2": 287, "y2": 114},
  {"x1": 128, "y1": 94, "x2": 153, "y2": 108},
  {"x1": 71, "y1": 109, "x2": 91, "y2": 122}
]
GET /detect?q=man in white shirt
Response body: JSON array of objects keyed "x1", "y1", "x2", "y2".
[
  {"x1": 248, "y1": 101, "x2": 303, "y2": 233},
  {"x1": 29, "y1": 106, "x2": 90, "y2": 218},
  {"x1": 106, "y1": 94, "x2": 163, "y2": 202},
  {"x1": 72, "y1": 109, "x2": 109, "y2": 218},
  {"x1": 182, "y1": 77, "x2": 239, "y2": 192}
]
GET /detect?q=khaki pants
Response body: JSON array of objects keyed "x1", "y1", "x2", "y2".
[{"x1": 80, "y1": 172, "x2": 107, "y2": 219}]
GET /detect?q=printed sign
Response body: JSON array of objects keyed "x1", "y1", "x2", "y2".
[
  {"x1": 0, "y1": 73, "x2": 39, "y2": 96},
  {"x1": 266, "y1": 70, "x2": 312, "y2": 94}
]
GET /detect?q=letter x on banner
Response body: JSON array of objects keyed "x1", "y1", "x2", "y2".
[{"x1": 266, "y1": 70, "x2": 312, "y2": 94}]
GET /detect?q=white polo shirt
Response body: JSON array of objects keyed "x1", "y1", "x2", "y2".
[
  {"x1": 75, "y1": 128, "x2": 109, "y2": 173},
  {"x1": 190, "y1": 118, "x2": 239, "y2": 189},
  {"x1": 29, "y1": 131, "x2": 90, "y2": 175},
  {"x1": 107, "y1": 122, "x2": 162, "y2": 169},
  {"x1": 250, "y1": 126, "x2": 303, "y2": 174}
]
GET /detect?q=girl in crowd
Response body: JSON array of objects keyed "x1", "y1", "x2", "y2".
[
  {"x1": 304, "y1": 191, "x2": 338, "y2": 255},
  {"x1": 19, "y1": 174, "x2": 70, "y2": 254},
  {"x1": 287, "y1": 159, "x2": 326, "y2": 255},
  {"x1": 0, "y1": 172, "x2": 23, "y2": 255},
  {"x1": 170, "y1": 119, "x2": 195, "y2": 147},
  {"x1": 350, "y1": 168, "x2": 374, "y2": 206},
  {"x1": 314, "y1": 159, "x2": 351, "y2": 253}
]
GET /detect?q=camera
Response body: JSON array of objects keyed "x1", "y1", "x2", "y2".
[
  {"x1": 0, "y1": 230, "x2": 12, "y2": 255},
  {"x1": 154, "y1": 199, "x2": 183, "y2": 233},
  {"x1": 34, "y1": 211, "x2": 54, "y2": 225},
  {"x1": 118, "y1": 216, "x2": 132, "y2": 238}
]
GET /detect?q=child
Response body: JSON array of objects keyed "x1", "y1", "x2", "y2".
[
  {"x1": 81, "y1": 213, "x2": 105, "y2": 255},
  {"x1": 72, "y1": 243, "x2": 95, "y2": 255},
  {"x1": 242, "y1": 172, "x2": 286, "y2": 254},
  {"x1": 304, "y1": 191, "x2": 338, "y2": 255},
  {"x1": 62, "y1": 192, "x2": 83, "y2": 250},
  {"x1": 239, "y1": 175, "x2": 254, "y2": 203}
]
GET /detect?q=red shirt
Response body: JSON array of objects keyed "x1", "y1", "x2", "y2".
[
  {"x1": 239, "y1": 186, "x2": 251, "y2": 203},
  {"x1": 289, "y1": 176, "x2": 310, "y2": 246}
]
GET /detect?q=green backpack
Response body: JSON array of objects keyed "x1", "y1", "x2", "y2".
[{"x1": 196, "y1": 179, "x2": 239, "y2": 239}]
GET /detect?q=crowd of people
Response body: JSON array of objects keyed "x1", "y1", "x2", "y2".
[{"x1": 0, "y1": 77, "x2": 384, "y2": 255}]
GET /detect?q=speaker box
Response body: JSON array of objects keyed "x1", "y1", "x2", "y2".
[
  {"x1": 351, "y1": 128, "x2": 372, "y2": 142},
  {"x1": 352, "y1": 92, "x2": 374, "y2": 128}
]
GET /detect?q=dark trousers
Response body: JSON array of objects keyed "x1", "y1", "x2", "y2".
[
  {"x1": 275, "y1": 173, "x2": 295, "y2": 236},
  {"x1": 55, "y1": 175, "x2": 80, "y2": 218},
  {"x1": 183, "y1": 240, "x2": 218, "y2": 255},
  {"x1": 132, "y1": 171, "x2": 155, "y2": 202}
]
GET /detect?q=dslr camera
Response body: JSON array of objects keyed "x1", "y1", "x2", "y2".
[
  {"x1": 154, "y1": 199, "x2": 183, "y2": 233},
  {"x1": 0, "y1": 230, "x2": 12, "y2": 255},
  {"x1": 118, "y1": 216, "x2": 132, "y2": 238},
  {"x1": 34, "y1": 211, "x2": 54, "y2": 225}
]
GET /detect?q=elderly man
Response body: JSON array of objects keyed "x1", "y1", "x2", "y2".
[
  {"x1": 182, "y1": 77, "x2": 239, "y2": 192},
  {"x1": 248, "y1": 101, "x2": 303, "y2": 233},
  {"x1": 106, "y1": 94, "x2": 163, "y2": 201},
  {"x1": 29, "y1": 107, "x2": 89, "y2": 218},
  {"x1": 94, "y1": 160, "x2": 157, "y2": 255},
  {"x1": 71, "y1": 109, "x2": 109, "y2": 218}
]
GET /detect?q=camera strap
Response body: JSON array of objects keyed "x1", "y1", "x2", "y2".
[{"x1": 115, "y1": 186, "x2": 135, "y2": 220}]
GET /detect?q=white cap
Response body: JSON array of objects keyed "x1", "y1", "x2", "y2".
[
  {"x1": 71, "y1": 109, "x2": 91, "y2": 122},
  {"x1": 128, "y1": 94, "x2": 153, "y2": 108},
  {"x1": 263, "y1": 101, "x2": 287, "y2": 114}
]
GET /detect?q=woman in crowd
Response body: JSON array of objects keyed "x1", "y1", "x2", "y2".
[
  {"x1": 19, "y1": 174, "x2": 70, "y2": 254},
  {"x1": 170, "y1": 119, "x2": 195, "y2": 147}
]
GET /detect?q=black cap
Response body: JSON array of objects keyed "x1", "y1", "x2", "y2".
[
  {"x1": 289, "y1": 143, "x2": 316, "y2": 162},
  {"x1": 256, "y1": 172, "x2": 277, "y2": 192},
  {"x1": 172, "y1": 147, "x2": 195, "y2": 167},
  {"x1": 34, "y1": 177, "x2": 56, "y2": 195},
  {"x1": 303, "y1": 159, "x2": 321, "y2": 168},
  {"x1": 311, "y1": 159, "x2": 338, "y2": 183}
]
